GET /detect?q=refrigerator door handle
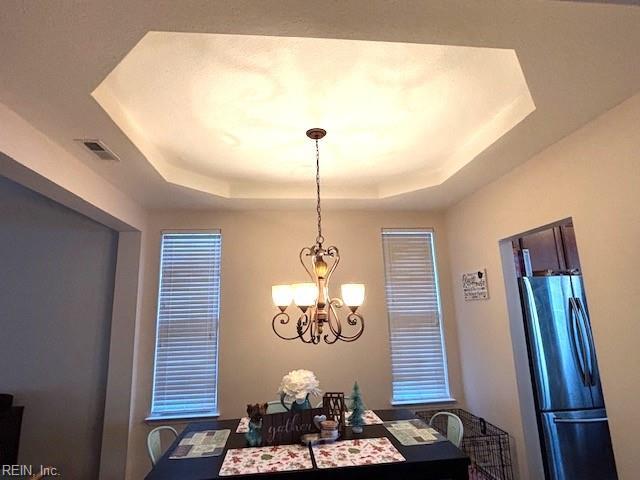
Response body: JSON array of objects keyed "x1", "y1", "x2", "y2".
[
  {"x1": 575, "y1": 297, "x2": 597, "y2": 387},
  {"x1": 554, "y1": 416, "x2": 609, "y2": 424},
  {"x1": 568, "y1": 297, "x2": 590, "y2": 386}
]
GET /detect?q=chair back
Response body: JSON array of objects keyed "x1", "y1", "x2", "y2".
[
  {"x1": 429, "y1": 411, "x2": 464, "y2": 447},
  {"x1": 266, "y1": 400, "x2": 289, "y2": 414},
  {"x1": 147, "y1": 426, "x2": 178, "y2": 466}
]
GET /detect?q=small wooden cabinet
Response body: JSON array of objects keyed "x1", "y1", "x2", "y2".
[{"x1": 0, "y1": 406, "x2": 24, "y2": 465}]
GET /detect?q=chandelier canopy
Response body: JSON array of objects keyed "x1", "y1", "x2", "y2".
[{"x1": 271, "y1": 129, "x2": 365, "y2": 344}]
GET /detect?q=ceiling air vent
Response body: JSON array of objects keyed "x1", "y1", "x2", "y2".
[{"x1": 75, "y1": 139, "x2": 120, "y2": 162}]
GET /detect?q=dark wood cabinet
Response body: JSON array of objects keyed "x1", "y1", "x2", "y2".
[
  {"x1": 513, "y1": 221, "x2": 581, "y2": 276},
  {"x1": 560, "y1": 224, "x2": 581, "y2": 271},
  {"x1": 0, "y1": 406, "x2": 24, "y2": 465},
  {"x1": 519, "y1": 228, "x2": 563, "y2": 273}
]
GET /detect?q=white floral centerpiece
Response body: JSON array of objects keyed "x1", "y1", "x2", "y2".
[{"x1": 278, "y1": 369, "x2": 321, "y2": 409}]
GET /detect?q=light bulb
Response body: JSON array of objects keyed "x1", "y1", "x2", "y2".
[
  {"x1": 313, "y1": 255, "x2": 329, "y2": 278},
  {"x1": 341, "y1": 283, "x2": 365, "y2": 308},
  {"x1": 293, "y1": 283, "x2": 318, "y2": 308},
  {"x1": 272, "y1": 285, "x2": 293, "y2": 308}
]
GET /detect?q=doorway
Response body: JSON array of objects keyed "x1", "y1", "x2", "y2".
[{"x1": 508, "y1": 219, "x2": 617, "y2": 480}]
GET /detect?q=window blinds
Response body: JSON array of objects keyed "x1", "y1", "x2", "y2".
[
  {"x1": 150, "y1": 231, "x2": 222, "y2": 418},
  {"x1": 382, "y1": 229, "x2": 451, "y2": 404}
]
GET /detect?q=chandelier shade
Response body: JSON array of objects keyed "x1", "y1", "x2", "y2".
[
  {"x1": 341, "y1": 283, "x2": 366, "y2": 308},
  {"x1": 271, "y1": 129, "x2": 365, "y2": 344},
  {"x1": 271, "y1": 284, "x2": 294, "y2": 309}
]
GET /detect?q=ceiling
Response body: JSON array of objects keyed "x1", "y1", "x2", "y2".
[
  {"x1": 93, "y1": 32, "x2": 534, "y2": 199},
  {"x1": 0, "y1": 1, "x2": 639, "y2": 210}
]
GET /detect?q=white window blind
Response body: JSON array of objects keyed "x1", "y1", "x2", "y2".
[
  {"x1": 150, "y1": 231, "x2": 222, "y2": 419},
  {"x1": 382, "y1": 229, "x2": 451, "y2": 404}
]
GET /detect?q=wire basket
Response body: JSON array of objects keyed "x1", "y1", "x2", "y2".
[{"x1": 416, "y1": 408, "x2": 514, "y2": 480}]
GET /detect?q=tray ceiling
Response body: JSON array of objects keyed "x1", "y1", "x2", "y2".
[{"x1": 93, "y1": 32, "x2": 534, "y2": 199}]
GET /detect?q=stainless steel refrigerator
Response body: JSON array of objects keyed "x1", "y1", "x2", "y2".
[{"x1": 520, "y1": 274, "x2": 617, "y2": 480}]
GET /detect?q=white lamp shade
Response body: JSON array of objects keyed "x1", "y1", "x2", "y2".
[
  {"x1": 293, "y1": 283, "x2": 318, "y2": 307},
  {"x1": 341, "y1": 283, "x2": 365, "y2": 307},
  {"x1": 272, "y1": 284, "x2": 293, "y2": 308}
]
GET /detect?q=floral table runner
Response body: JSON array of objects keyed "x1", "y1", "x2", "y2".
[
  {"x1": 311, "y1": 437, "x2": 405, "y2": 468},
  {"x1": 219, "y1": 444, "x2": 313, "y2": 476},
  {"x1": 346, "y1": 409, "x2": 384, "y2": 426},
  {"x1": 236, "y1": 409, "x2": 383, "y2": 433}
]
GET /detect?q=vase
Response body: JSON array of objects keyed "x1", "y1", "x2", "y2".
[{"x1": 281, "y1": 392, "x2": 312, "y2": 411}]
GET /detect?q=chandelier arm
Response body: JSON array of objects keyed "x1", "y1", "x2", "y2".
[
  {"x1": 297, "y1": 312, "x2": 315, "y2": 343},
  {"x1": 337, "y1": 312, "x2": 365, "y2": 342},
  {"x1": 271, "y1": 311, "x2": 303, "y2": 341},
  {"x1": 299, "y1": 246, "x2": 316, "y2": 282},
  {"x1": 323, "y1": 303, "x2": 343, "y2": 344},
  {"x1": 324, "y1": 246, "x2": 340, "y2": 284},
  {"x1": 305, "y1": 312, "x2": 320, "y2": 344}
]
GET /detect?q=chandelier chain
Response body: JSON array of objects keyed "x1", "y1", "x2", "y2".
[{"x1": 315, "y1": 138, "x2": 323, "y2": 245}]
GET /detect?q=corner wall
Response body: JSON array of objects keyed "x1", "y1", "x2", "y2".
[
  {"x1": 445, "y1": 93, "x2": 640, "y2": 479},
  {"x1": 0, "y1": 175, "x2": 119, "y2": 478}
]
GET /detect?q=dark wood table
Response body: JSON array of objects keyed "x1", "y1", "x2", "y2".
[{"x1": 145, "y1": 409, "x2": 470, "y2": 480}]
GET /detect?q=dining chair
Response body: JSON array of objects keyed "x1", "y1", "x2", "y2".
[
  {"x1": 429, "y1": 411, "x2": 464, "y2": 447},
  {"x1": 147, "y1": 426, "x2": 178, "y2": 466},
  {"x1": 266, "y1": 400, "x2": 289, "y2": 413}
]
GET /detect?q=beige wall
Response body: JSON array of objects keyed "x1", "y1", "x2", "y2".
[
  {"x1": 445, "y1": 93, "x2": 640, "y2": 479},
  {"x1": 125, "y1": 209, "x2": 464, "y2": 478}
]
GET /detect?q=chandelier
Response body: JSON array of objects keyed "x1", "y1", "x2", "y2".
[{"x1": 271, "y1": 128, "x2": 365, "y2": 344}]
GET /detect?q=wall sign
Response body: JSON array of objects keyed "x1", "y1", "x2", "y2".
[
  {"x1": 261, "y1": 408, "x2": 326, "y2": 446},
  {"x1": 462, "y1": 270, "x2": 489, "y2": 301}
]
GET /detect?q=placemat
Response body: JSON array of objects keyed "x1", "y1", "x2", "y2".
[
  {"x1": 384, "y1": 419, "x2": 445, "y2": 446},
  {"x1": 311, "y1": 437, "x2": 405, "y2": 468},
  {"x1": 219, "y1": 444, "x2": 313, "y2": 476},
  {"x1": 170, "y1": 429, "x2": 230, "y2": 459}
]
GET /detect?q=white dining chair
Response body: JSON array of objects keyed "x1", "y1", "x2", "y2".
[
  {"x1": 147, "y1": 426, "x2": 178, "y2": 466},
  {"x1": 266, "y1": 400, "x2": 289, "y2": 413},
  {"x1": 429, "y1": 411, "x2": 464, "y2": 447}
]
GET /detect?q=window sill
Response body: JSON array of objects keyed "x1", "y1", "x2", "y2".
[
  {"x1": 391, "y1": 397, "x2": 457, "y2": 406},
  {"x1": 145, "y1": 412, "x2": 220, "y2": 424}
]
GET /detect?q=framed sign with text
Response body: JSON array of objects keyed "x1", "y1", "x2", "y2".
[
  {"x1": 462, "y1": 270, "x2": 489, "y2": 301},
  {"x1": 260, "y1": 407, "x2": 327, "y2": 446}
]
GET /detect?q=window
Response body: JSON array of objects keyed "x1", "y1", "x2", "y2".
[
  {"x1": 382, "y1": 229, "x2": 451, "y2": 404},
  {"x1": 150, "y1": 231, "x2": 222, "y2": 419}
]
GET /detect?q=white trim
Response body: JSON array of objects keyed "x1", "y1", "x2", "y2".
[
  {"x1": 145, "y1": 411, "x2": 220, "y2": 422},
  {"x1": 391, "y1": 397, "x2": 457, "y2": 406}
]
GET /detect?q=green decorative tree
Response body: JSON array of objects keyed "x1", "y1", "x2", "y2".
[{"x1": 349, "y1": 382, "x2": 365, "y2": 433}]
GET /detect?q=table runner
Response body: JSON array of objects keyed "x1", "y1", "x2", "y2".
[
  {"x1": 219, "y1": 444, "x2": 313, "y2": 476},
  {"x1": 311, "y1": 437, "x2": 405, "y2": 468},
  {"x1": 236, "y1": 409, "x2": 383, "y2": 433}
]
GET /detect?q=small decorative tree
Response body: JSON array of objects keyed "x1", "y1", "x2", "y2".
[{"x1": 349, "y1": 382, "x2": 365, "y2": 433}]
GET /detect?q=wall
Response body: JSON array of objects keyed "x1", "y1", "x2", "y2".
[
  {"x1": 0, "y1": 102, "x2": 146, "y2": 231},
  {"x1": 0, "y1": 175, "x2": 119, "y2": 478},
  {"x1": 445, "y1": 93, "x2": 640, "y2": 479},
  {"x1": 99, "y1": 231, "x2": 143, "y2": 480},
  {"x1": 125, "y1": 209, "x2": 463, "y2": 478}
]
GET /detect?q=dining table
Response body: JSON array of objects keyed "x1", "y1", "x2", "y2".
[{"x1": 145, "y1": 408, "x2": 470, "y2": 480}]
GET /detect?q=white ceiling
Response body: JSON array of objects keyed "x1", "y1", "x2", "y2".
[
  {"x1": 93, "y1": 32, "x2": 534, "y2": 199},
  {"x1": 0, "y1": 1, "x2": 639, "y2": 210}
]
